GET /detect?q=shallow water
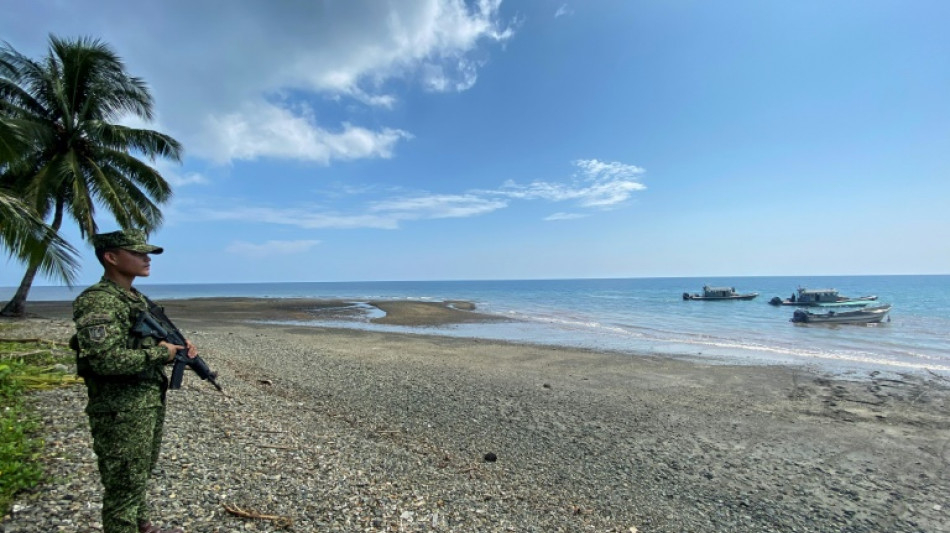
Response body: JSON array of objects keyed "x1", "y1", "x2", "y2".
[{"x1": 9, "y1": 275, "x2": 949, "y2": 375}]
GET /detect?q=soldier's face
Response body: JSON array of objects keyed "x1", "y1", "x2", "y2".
[{"x1": 107, "y1": 249, "x2": 152, "y2": 278}]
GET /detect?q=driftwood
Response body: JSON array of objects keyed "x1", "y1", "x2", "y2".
[{"x1": 222, "y1": 503, "x2": 293, "y2": 528}]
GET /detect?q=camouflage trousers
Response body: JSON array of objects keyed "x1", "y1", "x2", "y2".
[{"x1": 88, "y1": 406, "x2": 165, "y2": 533}]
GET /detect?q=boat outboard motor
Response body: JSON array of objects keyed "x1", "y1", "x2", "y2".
[{"x1": 683, "y1": 292, "x2": 691, "y2": 300}]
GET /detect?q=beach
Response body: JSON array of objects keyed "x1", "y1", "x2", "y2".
[{"x1": 2, "y1": 298, "x2": 949, "y2": 532}]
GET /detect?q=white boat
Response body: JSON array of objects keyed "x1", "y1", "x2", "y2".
[
  {"x1": 791, "y1": 304, "x2": 892, "y2": 325},
  {"x1": 683, "y1": 285, "x2": 758, "y2": 301}
]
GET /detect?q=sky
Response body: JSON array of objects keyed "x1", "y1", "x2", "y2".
[{"x1": 2, "y1": 0, "x2": 949, "y2": 286}]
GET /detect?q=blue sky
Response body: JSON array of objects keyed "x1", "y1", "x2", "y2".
[{"x1": 2, "y1": 0, "x2": 948, "y2": 286}]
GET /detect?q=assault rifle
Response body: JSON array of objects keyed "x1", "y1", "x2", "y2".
[{"x1": 131, "y1": 303, "x2": 223, "y2": 392}]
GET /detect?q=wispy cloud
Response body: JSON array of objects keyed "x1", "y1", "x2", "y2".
[
  {"x1": 498, "y1": 159, "x2": 646, "y2": 208},
  {"x1": 574, "y1": 159, "x2": 645, "y2": 180},
  {"x1": 554, "y1": 4, "x2": 574, "y2": 18},
  {"x1": 198, "y1": 206, "x2": 402, "y2": 230},
  {"x1": 153, "y1": 161, "x2": 208, "y2": 187},
  {"x1": 188, "y1": 159, "x2": 646, "y2": 229},
  {"x1": 193, "y1": 194, "x2": 507, "y2": 231},
  {"x1": 369, "y1": 194, "x2": 508, "y2": 219},
  {"x1": 225, "y1": 239, "x2": 321, "y2": 257},
  {"x1": 544, "y1": 212, "x2": 587, "y2": 221}
]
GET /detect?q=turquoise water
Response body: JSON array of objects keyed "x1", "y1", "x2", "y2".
[{"x1": 7, "y1": 275, "x2": 949, "y2": 375}]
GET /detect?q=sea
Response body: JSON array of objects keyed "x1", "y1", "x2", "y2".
[{"x1": 6, "y1": 275, "x2": 949, "y2": 377}]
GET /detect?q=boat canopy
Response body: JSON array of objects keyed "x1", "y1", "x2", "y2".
[
  {"x1": 796, "y1": 288, "x2": 839, "y2": 303},
  {"x1": 799, "y1": 288, "x2": 838, "y2": 295},
  {"x1": 703, "y1": 286, "x2": 737, "y2": 297}
]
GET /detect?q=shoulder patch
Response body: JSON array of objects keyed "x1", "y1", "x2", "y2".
[
  {"x1": 76, "y1": 313, "x2": 113, "y2": 328},
  {"x1": 87, "y1": 325, "x2": 108, "y2": 343}
]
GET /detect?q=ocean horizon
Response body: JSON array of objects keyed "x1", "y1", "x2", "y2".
[{"x1": 5, "y1": 274, "x2": 949, "y2": 377}]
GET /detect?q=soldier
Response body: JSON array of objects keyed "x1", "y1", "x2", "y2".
[{"x1": 72, "y1": 229, "x2": 196, "y2": 533}]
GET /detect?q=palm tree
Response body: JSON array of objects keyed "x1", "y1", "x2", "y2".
[
  {"x1": 0, "y1": 35, "x2": 181, "y2": 316},
  {"x1": 1, "y1": 116, "x2": 79, "y2": 287}
]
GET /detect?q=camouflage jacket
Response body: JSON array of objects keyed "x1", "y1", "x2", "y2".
[{"x1": 72, "y1": 277, "x2": 170, "y2": 413}]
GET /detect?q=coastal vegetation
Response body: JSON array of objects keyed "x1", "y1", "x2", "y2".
[
  {"x1": 0, "y1": 326, "x2": 79, "y2": 515},
  {"x1": 0, "y1": 35, "x2": 181, "y2": 316}
]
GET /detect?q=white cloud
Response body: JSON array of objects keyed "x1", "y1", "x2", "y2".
[
  {"x1": 575, "y1": 179, "x2": 646, "y2": 208},
  {"x1": 225, "y1": 239, "x2": 321, "y2": 258},
  {"x1": 574, "y1": 159, "x2": 645, "y2": 180},
  {"x1": 91, "y1": 0, "x2": 514, "y2": 164},
  {"x1": 6, "y1": 1, "x2": 513, "y2": 165},
  {"x1": 199, "y1": 102, "x2": 412, "y2": 164},
  {"x1": 278, "y1": 0, "x2": 513, "y2": 98},
  {"x1": 545, "y1": 212, "x2": 586, "y2": 221}
]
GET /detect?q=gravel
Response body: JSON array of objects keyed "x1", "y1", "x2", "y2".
[{"x1": 2, "y1": 314, "x2": 949, "y2": 532}]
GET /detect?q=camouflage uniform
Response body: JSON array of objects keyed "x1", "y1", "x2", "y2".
[{"x1": 73, "y1": 230, "x2": 170, "y2": 533}]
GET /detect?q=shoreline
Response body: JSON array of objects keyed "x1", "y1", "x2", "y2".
[
  {"x1": 3, "y1": 299, "x2": 950, "y2": 531},
  {"x1": 6, "y1": 299, "x2": 878, "y2": 379},
  {"x1": 21, "y1": 297, "x2": 508, "y2": 327},
  {"x1": 23, "y1": 298, "x2": 948, "y2": 379}
]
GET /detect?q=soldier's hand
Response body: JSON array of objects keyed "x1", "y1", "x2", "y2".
[
  {"x1": 159, "y1": 340, "x2": 198, "y2": 362},
  {"x1": 159, "y1": 341, "x2": 183, "y2": 362},
  {"x1": 183, "y1": 340, "x2": 198, "y2": 359}
]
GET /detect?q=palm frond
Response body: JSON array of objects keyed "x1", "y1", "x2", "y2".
[
  {"x1": 0, "y1": 191, "x2": 78, "y2": 284},
  {"x1": 0, "y1": 116, "x2": 24, "y2": 164},
  {"x1": 103, "y1": 164, "x2": 164, "y2": 229},
  {"x1": 83, "y1": 154, "x2": 134, "y2": 228},
  {"x1": 90, "y1": 122, "x2": 183, "y2": 162},
  {"x1": 66, "y1": 167, "x2": 96, "y2": 237},
  {"x1": 97, "y1": 146, "x2": 173, "y2": 201}
]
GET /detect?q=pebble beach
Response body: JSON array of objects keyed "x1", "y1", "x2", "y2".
[{"x1": 2, "y1": 298, "x2": 949, "y2": 532}]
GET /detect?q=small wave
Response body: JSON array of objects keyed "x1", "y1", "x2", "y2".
[
  {"x1": 666, "y1": 337, "x2": 950, "y2": 372},
  {"x1": 501, "y1": 311, "x2": 644, "y2": 337}
]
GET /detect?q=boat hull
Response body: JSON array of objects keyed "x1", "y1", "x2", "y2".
[
  {"x1": 791, "y1": 305, "x2": 891, "y2": 325},
  {"x1": 684, "y1": 294, "x2": 758, "y2": 301},
  {"x1": 769, "y1": 295, "x2": 878, "y2": 307}
]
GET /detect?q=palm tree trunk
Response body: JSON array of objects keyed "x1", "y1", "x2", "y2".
[
  {"x1": 0, "y1": 265, "x2": 40, "y2": 316},
  {"x1": 0, "y1": 199, "x2": 66, "y2": 317}
]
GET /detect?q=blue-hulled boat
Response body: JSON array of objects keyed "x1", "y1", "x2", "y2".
[{"x1": 769, "y1": 288, "x2": 877, "y2": 307}]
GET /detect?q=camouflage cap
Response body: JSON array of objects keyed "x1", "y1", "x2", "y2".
[{"x1": 91, "y1": 229, "x2": 163, "y2": 254}]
